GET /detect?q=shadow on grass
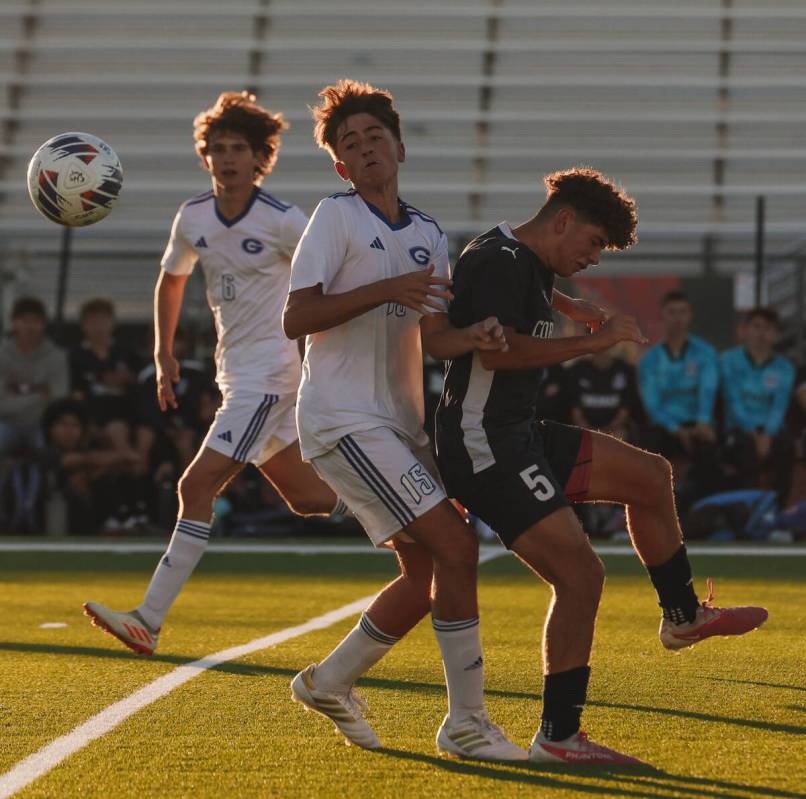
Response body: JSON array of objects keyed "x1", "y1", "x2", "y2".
[
  {"x1": 702, "y1": 676, "x2": 806, "y2": 692},
  {"x1": 4, "y1": 642, "x2": 805, "y2": 738},
  {"x1": 376, "y1": 749, "x2": 802, "y2": 799}
]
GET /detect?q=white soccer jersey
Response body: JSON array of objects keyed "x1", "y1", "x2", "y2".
[
  {"x1": 161, "y1": 187, "x2": 308, "y2": 395},
  {"x1": 289, "y1": 189, "x2": 450, "y2": 459}
]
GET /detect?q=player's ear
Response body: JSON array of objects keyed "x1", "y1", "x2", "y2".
[
  {"x1": 334, "y1": 160, "x2": 350, "y2": 181},
  {"x1": 554, "y1": 207, "x2": 574, "y2": 235}
]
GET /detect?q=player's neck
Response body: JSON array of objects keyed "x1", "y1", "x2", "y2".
[
  {"x1": 665, "y1": 333, "x2": 688, "y2": 354},
  {"x1": 509, "y1": 220, "x2": 553, "y2": 267},
  {"x1": 214, "y1": 182, "x2": 256, "y2": 220},
  {"x1": 746, "y1": 343, "x2": 772, "y2": 364},
  {"x1": 356, "y1": 180, "x2": 401, "y2": 223}
]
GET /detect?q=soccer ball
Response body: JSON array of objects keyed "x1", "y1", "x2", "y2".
[{"x1": 26, "y1": 132, "x2": 123, "y2": 227}]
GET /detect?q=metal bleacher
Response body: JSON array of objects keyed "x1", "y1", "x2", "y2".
[{"x1": 1, "y1": 0, "x2": 805, "y2": 320}]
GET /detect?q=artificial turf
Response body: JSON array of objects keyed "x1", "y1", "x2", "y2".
[{"x1": 0, "y1": 546, "x2": 803, "y2": 798}]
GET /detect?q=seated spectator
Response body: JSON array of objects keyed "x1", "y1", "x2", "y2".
[
  {"x1": 537, "y1": 362, "x2": 571, "y2": 424},
  {"x1": 40, "y1": 398, "x2": 149, "y2": 534},
  {"x1": 0, "y1": 297, "x2": 69, "y2": 456},
  {"x1": 566, "y1": 346, "x2": 643, "y2": 442},
  {"x1": 135, "y1": 327, "x2": 219, "y2": 471},
  {"x1": 0, "y1": 297, "x2": 69, "y2": 531},
  {"x1": 720, "y1": 307, "x2": 796, "y2": 504},
  {"x1": 69, "y1": 298, "x2": 142, "y2": 461},
  {"x1": 638, "y1": 291, "x2": 723, "y2": 507}
]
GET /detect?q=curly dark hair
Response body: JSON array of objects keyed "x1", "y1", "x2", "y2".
[
  {"x1": 193, "y1": 91, "x2": 288, "y2": 180},
  {"x1": 542, "y1": 167, "x2": 638, "y2": 250},
  {"x1": 312, "y1": 79, "x2": 401, "y2": 158}
]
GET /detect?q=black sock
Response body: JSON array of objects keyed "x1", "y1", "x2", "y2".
[
  {"x1": 540, "y1": 666, "x2": 590, "y2": 741},
  {"x1": 647, "y1": 544, "x2": 700, "y2": 624}
]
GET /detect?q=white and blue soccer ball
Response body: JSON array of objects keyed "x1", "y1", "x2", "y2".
[{"x1": 26, "y1": 132, "x2": 123, "y2": 227}]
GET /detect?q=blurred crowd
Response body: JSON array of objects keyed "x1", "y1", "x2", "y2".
[{"x1": 2, "y1": 290, "x2": 806, "y2": 538}]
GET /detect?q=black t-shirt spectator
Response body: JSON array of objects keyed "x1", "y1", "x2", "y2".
[
  {"x1": 566, "y1": 356, "x2": 643, "y2": 429},
  {"x1": 69, "y1": 340, "x2": 140, "y2": 425}
]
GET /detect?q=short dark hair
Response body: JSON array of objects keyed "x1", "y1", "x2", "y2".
[
  {"x1": 661, "y1": 290, "x2": 690, "y2": 308},
  {"x1": 11, "y1": 296, "x2": 47, "y2": 321},
  {"x1": 312, "y1": 79, "x2": 401, "y2": 158},
  {"x1": 79, "y1": 297, "x2": 115, "y2": 320},
  {"x1": 542, "y1": 167, "x2": 638, "y2": 250},
  {"x1": 42, "y1": 398, "x2": 88, "y2": 436},
  {"x1": 745, "y1": 306, "x2": 779, "y2": 327},
  {"x1": 194, "y1": 91, "x2": 288, "y2": 180}
]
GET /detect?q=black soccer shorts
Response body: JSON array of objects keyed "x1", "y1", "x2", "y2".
[{"x1": 446, "y1": 421, "x2": 593, "y2": 549}]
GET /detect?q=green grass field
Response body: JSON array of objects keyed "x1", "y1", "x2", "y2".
[{"x1": 0, "y1": 544, "x2": 804, "y2": 798}]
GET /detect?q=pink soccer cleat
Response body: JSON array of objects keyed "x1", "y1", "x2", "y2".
[
  {"x1": 659, "y1": 578, "x2": 768, "y2": 651},
  {"x1": 529, "y1": 730, "x2": 646, "y2": 766}
]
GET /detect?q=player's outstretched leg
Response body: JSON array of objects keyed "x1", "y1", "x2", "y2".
[
  {"x1": 291, "y1": 539, "x2": 432, "y2": 748},
  {"x1": 583, "y1": 431, "x2": 768, "y2": 648},
  {"x1": 84, "y1": 447, "x2": 241, "y2": 654}
]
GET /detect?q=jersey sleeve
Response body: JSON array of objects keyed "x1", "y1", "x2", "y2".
[
  {"x1": 451, "y1": 246, "x2": 531, "y2": 332},
  {"x1": 279, "y1": 205, "x2": 309, "y2": 259},
  {"x1": 289, "y1": 199, "x2": 348, "y2": 293},
  {"x1": 160, "y1": 207, "x2": 197, "y2": 275},
  {"x1": 428, "y1": 232, "x2": 451, "y2": 314}
]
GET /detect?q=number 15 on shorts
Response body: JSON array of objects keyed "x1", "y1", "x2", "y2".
[{"x1": 519, "y1": 464, "x2": 556, "y2": 501}]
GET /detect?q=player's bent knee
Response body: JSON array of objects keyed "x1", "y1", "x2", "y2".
[{"x1": 639, "y1": 452, "x2": 673, "y2": 501}]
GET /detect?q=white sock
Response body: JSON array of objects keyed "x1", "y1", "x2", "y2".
[
  {"x1": 432, "y1": 617, "x2": 484, "y2": 722},
  {"x1": 314, "y1": 612, "x2": 399, "y2": 693},
  {"x1": 136, "y1": 519, "x2": 210, "y2": 630}
]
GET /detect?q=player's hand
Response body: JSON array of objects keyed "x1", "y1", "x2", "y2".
[
  {"x1": 384, "y1": 265, "x2": 453, "y2": 314},
  {"x1": 155, "y1": 351, "x2": 180, "y2": 411},
  {"x1": 593, "y1": 314, "x2": 648, "y2": 348},
  {"x1": 469, "y1": 316, "x2": 509, "y2": 352},
  {"x1": 567, "y1": 297, "x2": 610, "y2": 331}
]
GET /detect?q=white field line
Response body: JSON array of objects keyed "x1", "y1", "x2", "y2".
[
  {"x1": 0, "y1": 548, "x2": 508, "y2": 797},
  {"x1": 0, "y1": 596, "x2": 374, "y2": 798},
  {"x1": 0, "y1": 541, "x2": 804, "y2": 556}
]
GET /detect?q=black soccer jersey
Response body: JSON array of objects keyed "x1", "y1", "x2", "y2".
[{"x1": 436, "y1": 223, "x2": 556, "y2": 478}]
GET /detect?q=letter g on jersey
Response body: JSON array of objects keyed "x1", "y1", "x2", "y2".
[
  {"x1": 241, "y1": 238, "x2": 264, "y2": 254},
  {"x1": 409, "y1": 246, "x2": 430, "y2": 266}
]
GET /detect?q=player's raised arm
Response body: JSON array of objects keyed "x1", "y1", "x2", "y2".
[
  {"x1": 421, "y1": 313, "x2": 508, "y2": 360},
  {"x1": 478, "y1": 314, "x2": 646, "y2": 371},
  {"x1": 552, "y1": 289, "x2": 609, "y2": 331},
  {"x1": 284, "y1": 267, "x2": 452, "y2": 339}
]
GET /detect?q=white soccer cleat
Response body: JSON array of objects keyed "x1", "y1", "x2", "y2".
[
  {"x1": 436, "y1": 709, "x2": 528, "y2": 761},
  {"x1": 529, "y1": 730, "x2": 646, "y2": 766},
  {"x1": 290, "y1": 665, "x2": 380, "y2": 750},
  {"x1": 83, "y1": 601, "x2": 159, "y2": 656}
]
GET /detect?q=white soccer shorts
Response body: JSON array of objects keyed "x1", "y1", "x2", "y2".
[
  {"x1": 311, "y1": 426, "x2": 446, "y2": 546},
  {"x1": 202, "y1": 391, "x2": 298, "y2": 466}
]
